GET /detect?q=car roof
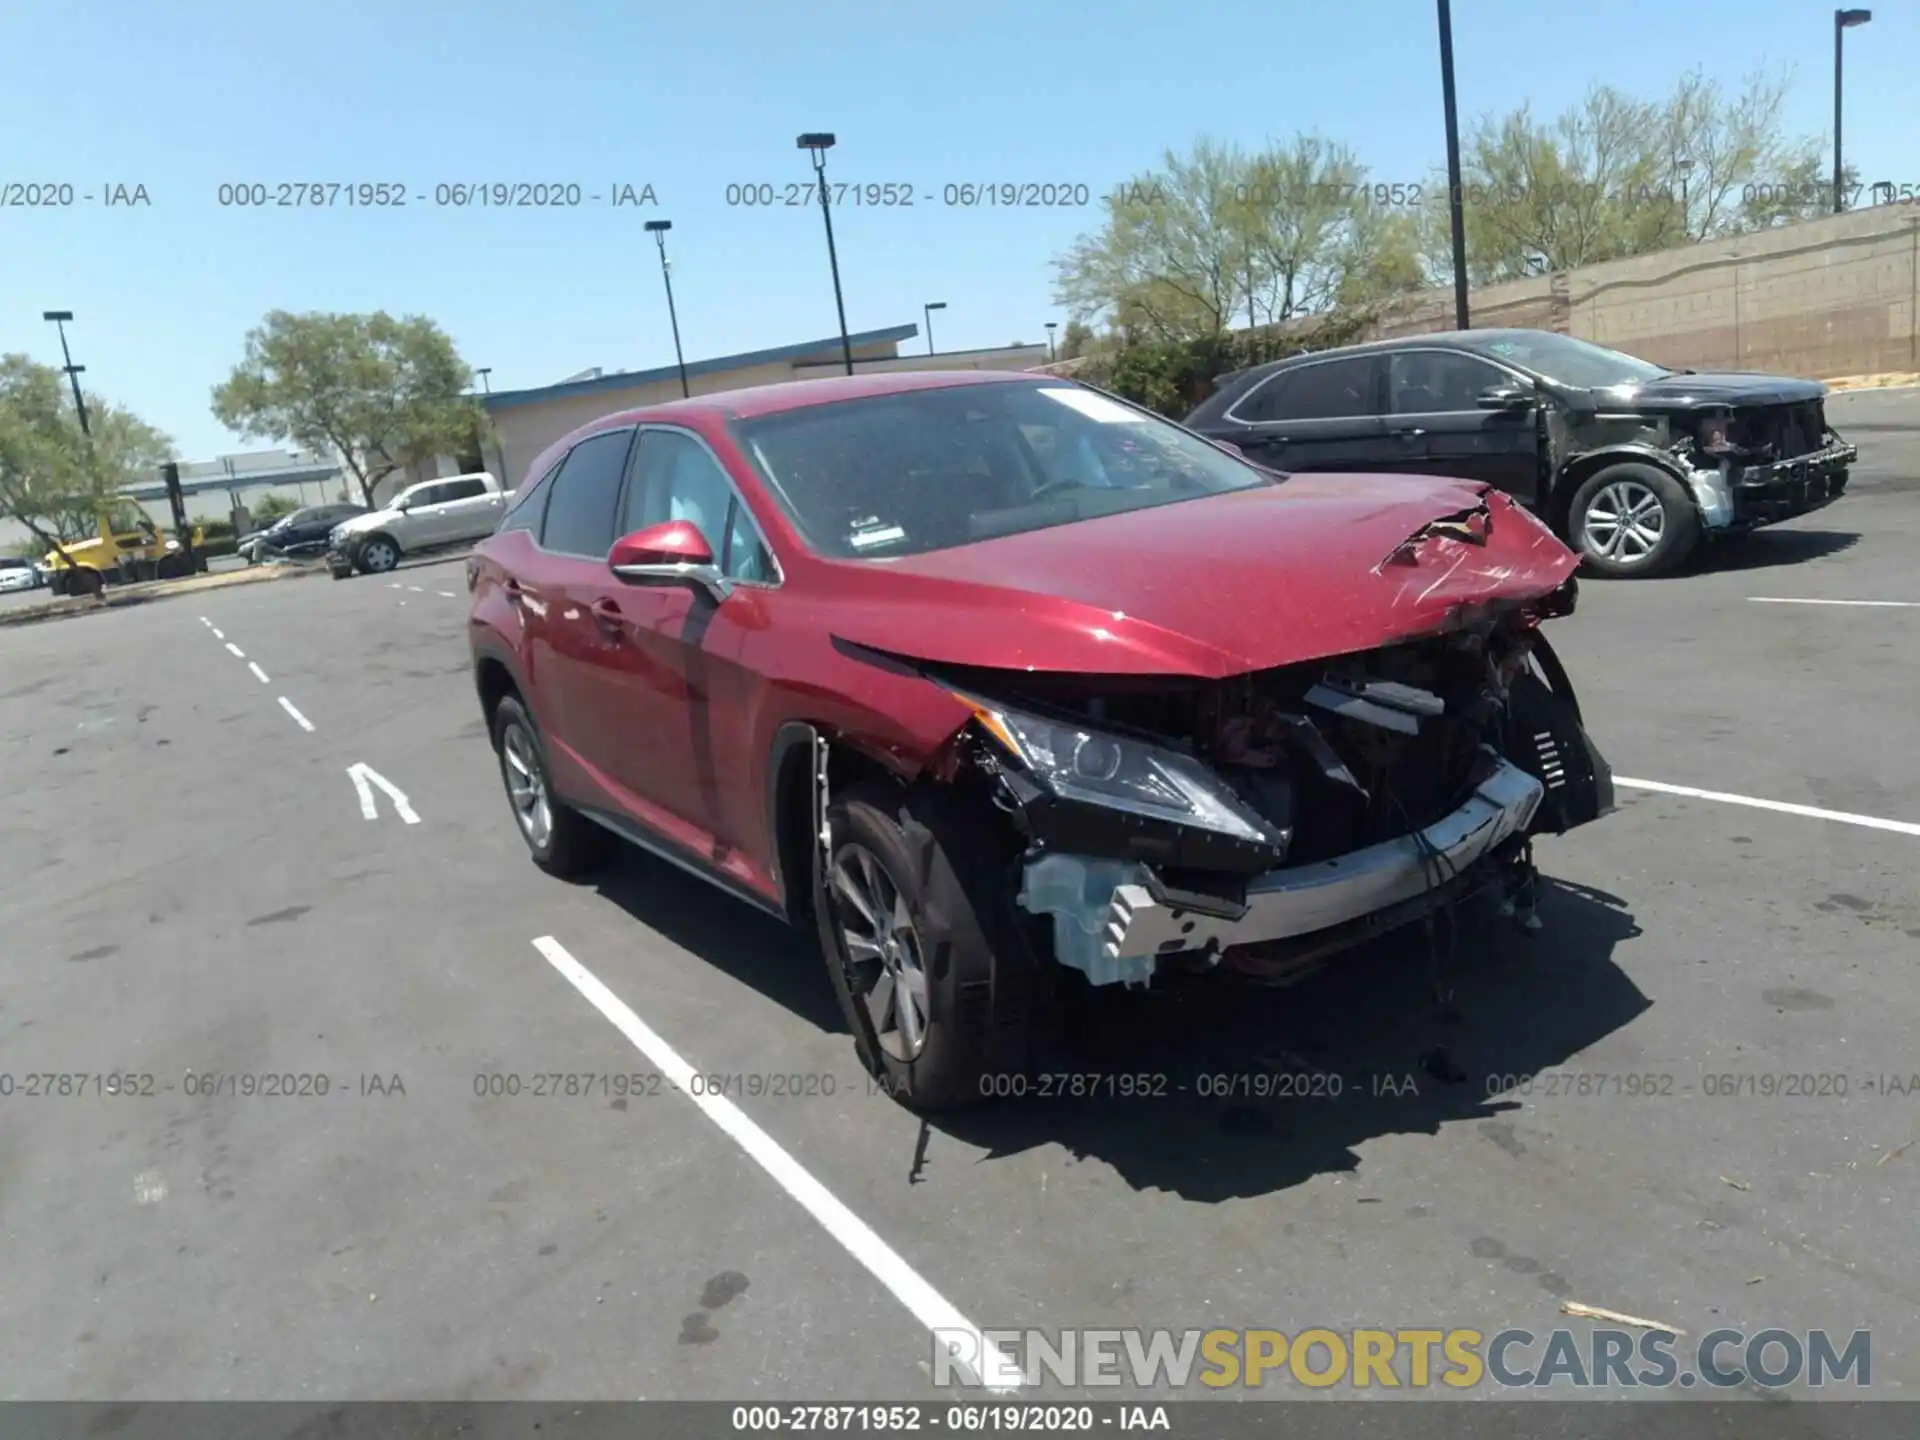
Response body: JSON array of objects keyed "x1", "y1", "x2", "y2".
[
  {"x1": 581, "y1": 368, "x2": 1045, "y2": 430},
  {"x1": 1189, "y1": 329, "x2": 1564, "y2": 418},
  {"x1": 1231, "y1": 328, "x2": 1560, "y2": 378}
]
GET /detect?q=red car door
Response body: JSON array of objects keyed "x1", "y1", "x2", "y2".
[
  {"x1": 569, "y1": 426, "x2": 781, "y2": 898},
  {"x1": 515, "y1": 427, "x2": 638, "y2": 807}
]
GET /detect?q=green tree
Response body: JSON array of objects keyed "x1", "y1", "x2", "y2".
[
  {"x1": 210, "y1": 311, "x2": 481, "y2": 509},
  {"x1": 1052, "y1": 139, "x2": 1255, "y2": 341},
  {"x1": 0, "y1": 354, "x2": 174, "y2": 582},
  {"x1": 1053, "y1": 135, "x2": 1428, "y2": 343},
  {"x1": 253, "y1": 492, "x2": 300, "y2": 521},
  {"x1": 1426, "y1": 68, "x2": 1849, "y2": 283}
]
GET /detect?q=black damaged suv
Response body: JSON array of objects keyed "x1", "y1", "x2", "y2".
[{"x1": 1185, "y1": 329, "x2": 1856, "y2": 578}]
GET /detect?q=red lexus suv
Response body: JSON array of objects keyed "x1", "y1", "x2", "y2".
[{"x1": 468, "y1": 371, "x2": 1613, "y2": 1108}]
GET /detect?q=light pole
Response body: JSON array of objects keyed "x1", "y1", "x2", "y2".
[
  {"x1": 1835, "y1": 9, "x2": 1872, "y2": 214},
  {"x1": 923, "y1": 301, "x2": 946, "y2": 355},
  {"x1": 646, "y1": 219, "x2": 691, "y2": 398},
  {"x1": 1435, "y1": 0, "x2": 1471, "y2": 330},
  {"x1": 1045, "y1": 322, "x2": 1058, "y2": 361},
  {"x1": 798, "y1": 133, "x2": 855, "y2": 376},
  {"x1": 476, "y1": 367, "x2": 492, "y2": 393},
  {"x1": 42, "y1": 311, "x2": 92, "y2": 436}
]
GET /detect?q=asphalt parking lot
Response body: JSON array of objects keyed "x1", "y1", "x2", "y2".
[{"x1": 2, "y1": 388, "x2": 1917, "y2": 1410}]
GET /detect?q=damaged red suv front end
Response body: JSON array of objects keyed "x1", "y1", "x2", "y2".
[
  {"x1": 835, "y1": 470, "x2": 1612, "y2": 996},
  {"x1": 471, "y1": 370, "x2": 1613, "y2": 1108}
]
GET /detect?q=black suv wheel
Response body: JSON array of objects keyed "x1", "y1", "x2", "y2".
[{"x1": 1567, "y1": 462, "x2": 1700, "y2": 579}]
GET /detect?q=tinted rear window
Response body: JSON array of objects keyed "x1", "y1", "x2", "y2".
[{"x1": 538, "y1": 430, "x2": 635, "y2": 556}]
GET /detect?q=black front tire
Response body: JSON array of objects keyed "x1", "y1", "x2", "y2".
[
  {"x1": 1567, "y1": 462, "x2": 1700, "y2": 579},
  {"x1": 489, "y1": 695, "x2": 611, "y2": 878},
  {"x1": 357, "y1": 536, "x2": 400, "y2": 574},
  {"x1": 817, "y1": 781, "x2": 1037, "y2": 1110}
]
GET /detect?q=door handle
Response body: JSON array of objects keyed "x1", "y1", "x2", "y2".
[
  {"x1": 1391, "y1": 427, "x2": 1427, "y2": 440},
  {"x1": 502, "y1": 578, "x2": 524, "y2": 605},
  {"x1": 590, "y1": 597, "x2": 624, "y2": 633}
]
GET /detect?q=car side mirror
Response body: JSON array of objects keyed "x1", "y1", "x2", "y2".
[
  {"x1": 609, "y1": 519, "x2": 732, "y2": 603},
  {"x1": 1477, "y1": 385, "x2": 1535, "y2": 412}
]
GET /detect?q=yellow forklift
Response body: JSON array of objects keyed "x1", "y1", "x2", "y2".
[{"x1": 40, "y1": 465, "x2": 205, "y2": 595}]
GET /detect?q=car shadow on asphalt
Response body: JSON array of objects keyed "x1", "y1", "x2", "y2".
[
  {"x1": 1688, "y1": 527, "x2": 1860, "y2": 574},
  {"x1": 925, "y1": 875, "x2": 1647, "y2": 1201},
  {"x1": 584, "y1": 845, "x2": 1647, "y2": 1202},
  {"x1": 581, "y1": 849, "x2": 848, "y2": 1036}
]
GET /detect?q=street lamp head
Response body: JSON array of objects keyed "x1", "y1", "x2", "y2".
[
  {"x1": 43, "y1": 310, "x2": 73, "y2": 322},
  {"x1": 926, "y1": 301, "x2": 947, "y2": 312},
  {"x1": 1045, "y1": 321, "x2": 1058, "y2": 330},
  {"x1": 796, "y1": 132, "x2": 836, "y2": 151},
  {"x1": 1838, "y1": 8, "x2": 1872, "y2": 25},
  {"x1": 644, "y1": 219, "x2": 672, "y2": 233}
]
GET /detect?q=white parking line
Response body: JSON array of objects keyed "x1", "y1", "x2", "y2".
[
  {"x1": 277, "y1": 696, "x2": 316, "y2": 732},
  {"x1": 210, "y1": 627, "x2": 225, "y2": 640},
  {"x1": 346, "y1": 763, "x2": 420, "y2": 823},
  {"x1": 389, "y1": 582, "x2": 403, "y2": 589},
  {"x1": 407, "y1": 585, "x2": 424, "y2": 593},
  {"x1": 1615, "y1": 777, "x2": 1920, "y2": 838},
  {"x1": 436, "y1": 590, "x2": 457, "y2": 598},
  {"x1": 1748, "y1": 597, "x2": 1920, "y2": 608},
  {"x1": 247, "y1": 661, "x2": 270, "y2": 684},
  {"x1": 530, "y1": 935, "x2": 1023, "y2": 1393},
  {"x1": 224, "y1": 641, "x2": 245, "y2": 658},
  {"x1": 198, "y1": 616, "x2": 212, "y2": 627}
]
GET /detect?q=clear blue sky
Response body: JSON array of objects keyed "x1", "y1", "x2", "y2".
[{"x1": 3, "y1": 0, "x2": 1913, "y2": 461}]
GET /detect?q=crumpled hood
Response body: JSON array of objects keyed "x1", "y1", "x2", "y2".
[
  {"x1": 824, "y1": 474, "x2": 1579, "y2": 678},
  {"x1": 1607, "y1": 371, "x2": 1826, "y2": 409}
]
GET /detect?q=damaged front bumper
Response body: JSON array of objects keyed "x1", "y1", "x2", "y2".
[
  {"x1": 1684, "y1": 438, "x2": 1856, "y2": 532},
  {"x1": 1018, "y1": 751, "x2": 1544, "y2": 988}
]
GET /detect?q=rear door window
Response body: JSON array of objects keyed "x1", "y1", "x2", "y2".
[
  {"x1": 539, "y1": 430, "x2": 636, "y2": 557},
  {"x1": 1235, "y1": 357, "x2": 1378, "y2": 422}
]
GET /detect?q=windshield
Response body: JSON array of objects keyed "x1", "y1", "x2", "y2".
[
  {"x1": 1470, "y1": 333, "x2": 1671, "y2": 389},
  {"x1": 735, "y1": 381, "x2": 1272, "y2": 560}
]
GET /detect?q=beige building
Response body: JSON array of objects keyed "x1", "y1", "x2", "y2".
[
  {"x1": 479, "y1": 323, "x2": 1051, "y2": 488},
  {"x1": 1310, "y1": 205, "x2": 1920, "y2": 382}
]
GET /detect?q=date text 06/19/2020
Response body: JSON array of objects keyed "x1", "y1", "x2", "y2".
[{"x1": 212, "y1": 182, "x2": 658, "y2": 208}]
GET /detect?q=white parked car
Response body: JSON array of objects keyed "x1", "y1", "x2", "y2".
[
  {"x1": 0, "y1": 557, "x2": 45, "y2": 592},
  {"x1": 326, "y1": 472, "x2": 511, "y2": 578}
]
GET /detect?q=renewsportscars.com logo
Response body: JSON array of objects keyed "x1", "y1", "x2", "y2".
[{"x1": 932, "y1": 1326, "x2": 1872, "y2": 1391}]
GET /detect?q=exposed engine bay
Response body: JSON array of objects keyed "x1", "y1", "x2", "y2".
[{"x1": 927, "y1": 586, "x2": 1614, "y2": 991}]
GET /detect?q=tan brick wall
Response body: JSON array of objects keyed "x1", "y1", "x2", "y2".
[{"x1": 1349, "y1": 207, "x2": 1920, "y2": 379}]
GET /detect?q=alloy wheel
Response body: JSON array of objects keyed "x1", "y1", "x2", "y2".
[
  {"x1": 1581, "y1": 480, "x2": 1666, "y2": 565},
  {"x1": 500, "y1": 722, "x2": 553, "y2": 850},
  {"x1": 830, "y1": 843, "x2": 931, "y2": 1062}
]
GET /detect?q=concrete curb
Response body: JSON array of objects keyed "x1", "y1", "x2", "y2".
[
  {"x1": 0, "y1": 563, "x2": 321, "y2": 629},
  {"x1": 1823, "y1": 373, "x2": 1920, "y2": 393}
]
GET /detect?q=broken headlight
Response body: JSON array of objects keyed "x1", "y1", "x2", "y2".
[{"x1": 954, "y1": 692, "x2": 1272, "y2": 844}]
